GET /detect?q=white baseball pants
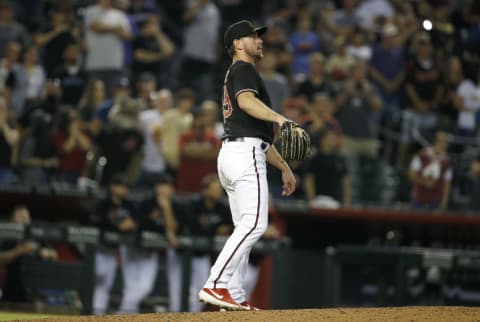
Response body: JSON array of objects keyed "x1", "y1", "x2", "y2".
[{"x1": 204, "y1": 138, "x2": 269, "y2": 304}]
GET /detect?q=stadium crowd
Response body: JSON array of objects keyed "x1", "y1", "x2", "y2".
[
  {"x1": 1, "y1": 0, "x2": 480, "y2": 208},
  {"x1": 1, "y1": 0, "x2": 480, "y2": 313}
]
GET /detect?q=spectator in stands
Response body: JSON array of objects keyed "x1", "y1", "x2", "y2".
[
  {"x1": 176, "y1": 112, "x2": 220, "y2": 194},
  {"x1": 408, "y1": 131, "x2": 452, "y2": 211},
  {"x1": 368, "y1": 23, "x2": 406, "y2": 120},
  {"x1": 331, "y1": 0, "x2": 362, "y2": 37},
  {"x1": 6, "y1": 46, "x2": 46, "y2": 116},
  {"x1": 335, "y1": 60, "x2": 383, "y2": 159},
  {"x1": 90, "y1": 174, "x2": 137, "y2": 315},
  {"x1": 304, "y1": 128, "x2": 351, "y2": 209},
  {"x1": 0, "y1": 1, "x2": 30, "y2": 58},
  {"x1": 261, "y1": 21, "x2": 292, "y2": 77},
  {"x1": 134, "y1": 72, "x2": 156, "y2": 106},
  {"x1": 355, "y1": 0, "x2": 394, "y2": 32},
  {"x1": 346, "y1": 27, "x2": 372, "y2": 62},
  {"x1": 179, "y1": 0, "x2": 220, "y2": 101},
  {"x1": 0, "y1": 205, "x2": 58, "y2": 303},
  {"x1": 430, "y1": 1, "x2": 456, "y2": 65},
  {"x1": 19, "y1": 108, "x2": 57, "y2": 184},
  {"x1": 34, "y1": 5, "x2": 77, "y2": 78},
  {"x1": 84, "y1": 0, "x2": 132, "y2": 97},
  {"x1": 51, "y1": 110, "x2": 91, "y2": 184},
  {"x1": 117, "y1": 174, "x2": 178, "y2": 314},
  {"x1": 454, "y1": 61, "x2": 480, "y2": 138},
  {"x1": 0, "y1": 41, "x2": 21, "y2": 101},
  {"x1": 438, "y1": 56, "x2": 462, "y2": 133},
  {"x1": 289, "y1": 14, "x2": 322, "y2": 80},
  {"x1": 303, "y1": 93, "x2": 342, "y2": 151},
  {"x1": 161, "y1": 88, "x2": 194, "y2": 176},
  {"x1": 132, "y1": 14, "x2": 175, "y2": 87},
  {"x1": 78, "y1": 79, "x2": 107, "y2": 124},
  {"x1": 200, "y1": 100, "x2": 223, "y2": 140},
  {"x1": 53, "y1": 43, "x2": 88, "y2": 106},
  {"x1": 90, "y1": 77, "x2": 131, "y2": 136},
  {"x1": 469, "y1": 154, "x2": 480, "y2": 212},
  {"x1": 296, "y1": 53, "x2": 334, "y2": 103},
  {"x1": 98, "y1": 97, "x2": 144, "y2": 185},
  {"x1": 325, "y1": 36, "x2": 355, "y2": 86},
  {"x1": 137, "y1": 89, "x2": 173, "y2": 187},
  {"x1": 399, "y1": 33, "x2": 443, "y2": 168},
  {"x1": 257, "y1": 49, "x2": 291, "y2": 112},
  {"x1": 180, "y1": 174, "x2": 232, "y2": 311}
]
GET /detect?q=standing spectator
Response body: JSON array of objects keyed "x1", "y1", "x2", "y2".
[
  {"x1": 53, "y1": 43, "x2": 88, "y2": 106},
  {"x1": 161, "y1": 88, "x2": 194, "y2": 175},
  {"x1": 408, "y1": 131, "x2": 452, "y2": 211},
  {"x1": 304, "y1": 128, "x2": 351, "y2": 208},
  {"x1": 132, "y1": 14, "x2": 175, "y2": 87},
  {"x1": 6, "y1": 46, "x2": 46, "y2": 116},
  {"x1": 34, "y1": 6, "x2": 77, "y2": 78},
  {"x1": 303, "y1": 94, "x2": 342, "y2": 150},
  {"x1": 0, "y1": 96, "x2": 18, "y2": 184},
  {"x1": 84, "y1": 0, "x2": 132, "y2": 97},
  {"x1": 399, "y1": 33, "x2": 443, "y2": 168},
  {"x1": 454, "y1": 65, "x2": 480, "y2": 138},
  {"x1": 78, "y1": 79, "x2": 107, "y2": 124},
  {"x1": 90, "y1": 174, "x2": 137, "y2": 315},
  {"x1": 296, "y1": 53, "x2": 334, "y2": 103},
  {"x1": 0, "y1": 1, "x2": 30, "y2": 58},
  {"x1": 51, "y1": 110, "x2": 91, "y2": 184},
  {"x1": 331, "y1": 0, "x2": 362, "y2": 37},
  {"x1": 98, "y1": 97, "x2": 144, "y2": 185},
  {"x1": 176, "y1": 113, "x2": 220, "y2": 193},
  {"x1": 200, "y1": 99, "x2": 223, "y2": 140},
  {"x1": 179, "y1": 0, "x2": 220, "y2": 101},
  {"x1": 118, "y1": 175, "x2": 178, "y2": 314},
  {"x1": 137, "y1": 89, "x2": 173, "y2": 187},
  {"x1": 335, "y1": 60, "x2": 383, "y2": 159},
  {"x1": 181, "y1": 174, "x2": 232, "y2": 312},
  {"x1": 288, "y1": 15, "x2": 322, "y2": 80},
  {"x1": 368, "y1": 23, "x2": 406, "y2": 119},
  {"x1": 134, "y1": 72, "x2": 156, "y2": 106},
  {"x1": 18, "y1": 108, "x2": 57, "y2": 184},
  {"x1": 346, "y1": 27, "x2": 372, "y2": 62},
  {"x1": 257, "y1": 49, "x2": 290, "y2": 112},
  {"x1": 325, "y1": 36, "x2": 355, "y2": 86},
  {"x1": 0, "y1": 41, "x2": 21, "y2": 99},
  {"x1": 437, "y1": 56, "x2": 462, "y2": 133},
  {"x1": 261, "y1": 21, "x2": 293, "y2": 77}
]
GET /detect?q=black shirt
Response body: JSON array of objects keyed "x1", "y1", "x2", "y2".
[
  {"x1": 53, "y1": 65, "x2": 88, "y2": 106},
  {"x1": 41, "y1": 28, "x2": 75, "y2": 77},
  {"x1": 222, "y1": 60, "x2": 274, "y2": 144},
  {"x1": 304, "y1": 152, "x2": 348, "y2": 201},
  {"x1": 182, "y1": 194, "x2": 232, "y2": 238},
  {"x1": 132, "y1": 35, "x2": 163, "y2": 78},
  {"x1": 92, "y1": 195, "x2": 137, "y2": 232}
]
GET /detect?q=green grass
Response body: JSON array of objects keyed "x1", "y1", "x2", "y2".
[{"x1": 0, "y1": 312, "x2": 64, "y2": 321}]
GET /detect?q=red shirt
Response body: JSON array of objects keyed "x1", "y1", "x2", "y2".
[
  {"x1": 410, "y1": 148, "x2": 451, "y2": 204},
  {"x1": 176, "y1": 130, "x2": 221, "y2": 193},
  {"x1": 51, "y1": 130, "x2": 89, "y2": 175}
]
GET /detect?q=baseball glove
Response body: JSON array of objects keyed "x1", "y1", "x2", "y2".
[{"x1": 280, "y1": 121, "x2": 311, "y2": 161}]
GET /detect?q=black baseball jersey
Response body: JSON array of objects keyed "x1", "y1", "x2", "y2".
[{"x1": 222, "y1": 60, "x2": 274, "y2": 144}]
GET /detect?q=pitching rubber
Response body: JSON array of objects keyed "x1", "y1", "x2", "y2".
[{"x1": 198, "y1": 290, "x2": 242, "y2": 311}]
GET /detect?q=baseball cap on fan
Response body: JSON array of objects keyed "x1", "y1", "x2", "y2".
[{"x1": 224, "y1": 20, "x2": 268, "y2": 49}]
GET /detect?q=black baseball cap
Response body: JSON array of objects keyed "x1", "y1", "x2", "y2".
[{"x1": 224, "y1": 20, "x2": 267, "y2": 49}]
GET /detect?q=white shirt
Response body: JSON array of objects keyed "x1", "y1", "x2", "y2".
[
  {"x1": 140, "y1": 109, "x2": 166, "y2": 173},
  {"x1": 457, "y1": 79, "x2": 480, "y2": 130},
  {"x1": 25, "y1": 65, "x2": 45, "y2": 99},
  {"x1": 84, "y1": 5, "x2": 131, "y2": 70},
  {"x1": 346, "y1": 45, "x2": 372, "y2": 61}
]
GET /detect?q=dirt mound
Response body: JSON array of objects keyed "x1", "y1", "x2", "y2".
[{"x1": 19, "y1": 306, "x2": 480, "y2": 322}]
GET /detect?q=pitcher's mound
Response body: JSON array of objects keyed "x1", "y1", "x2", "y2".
[{"x1": 22, "y1": 306, "x2": 480, "y2": 322}]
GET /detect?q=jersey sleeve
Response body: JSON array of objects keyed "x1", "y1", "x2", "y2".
[{"x1": 232, "y1": 62, "x2": 260, "y2": 99}]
